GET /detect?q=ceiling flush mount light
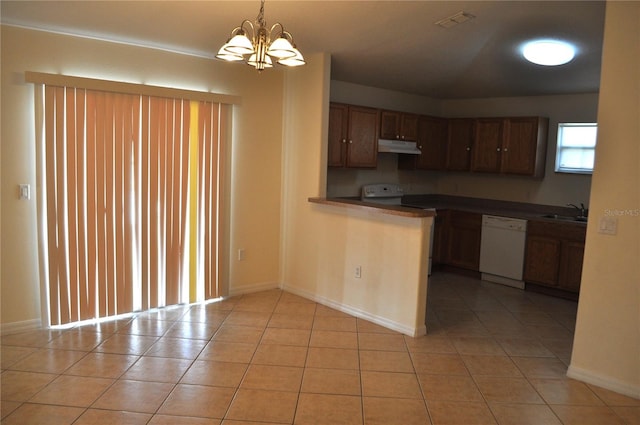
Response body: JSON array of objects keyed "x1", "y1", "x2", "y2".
[
  {"x1": 216, "y1": 0, "x2": 305, "y2": 71},
  {"x1": 522, "y1": 39, "x2": 576, "y2": 66}
]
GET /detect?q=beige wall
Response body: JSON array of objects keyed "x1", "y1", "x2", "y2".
[
  {"x1": 327, "y1": 83, "x2": 596, "y2": 206},
  {"x1": 330, "y1": 80, "x2": 442, "y2": 115},
  {"x1": 280, "y1": 55, "x2": 432, "y2": 336},
  {"x1": 569, "y1": 2, "x2": 640, "y2": 398},
  {"x1": 1, "y1": 25, "x2": 285, "y2": 328}
]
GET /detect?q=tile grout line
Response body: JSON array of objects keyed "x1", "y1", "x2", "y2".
[
  {"x1": 218, "y1": 291, "x2": 271, "y2": 423},
  {"x1": 3, "y1": 276, "x2": 637, "y2": 424},
  {"x1": 290, "y1": 297, "x2": 318, "y2": 425},
  {"x1": 435, "y1": 274, "x2": 570, "y2": 424},
  {"x1": 405, "y1": 330, "x2": 436, "y2": 425},
  {"x1": 91, "y1": 309, "x2": 185, "y2": 421}
]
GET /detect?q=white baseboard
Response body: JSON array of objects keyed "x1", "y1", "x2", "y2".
[
  {"x1": 0, "y1": 319, "x2": 43, "y2": 336},
  {"x1": 228, "y1": 281, "x2": 281, "y2": 297},
  {"x1": 282, "y1": 284, "x2": 425, "y2": 337},
  {"x1": 567, "y1": 364, "x2": 640, "y2": 400}
]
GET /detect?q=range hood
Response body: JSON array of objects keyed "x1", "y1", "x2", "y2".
[{"x1": 378, "y1": 139, "x2": 422, "y2": 155}]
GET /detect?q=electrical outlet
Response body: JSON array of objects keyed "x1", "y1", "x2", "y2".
[
  {"x1": 598, "y1": 217, "x2": 617, "y2": 235},
  {"x1": 238, "y1": 249, "x2": 245, "y2": 261},
  {"x1": 355, "y1": 266, "x2": 362, "y2": 279}
]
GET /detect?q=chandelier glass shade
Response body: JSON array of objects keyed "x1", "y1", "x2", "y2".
[{"x1": 216, "y1": 0, "x2": 305, "y2": 71}]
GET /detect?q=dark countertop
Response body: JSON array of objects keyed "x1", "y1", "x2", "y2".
[
  {"x1": 322, "y1": 194, "x2": 588, "y2": 226},
  {"x1": 309, "y1": 197, "x2": 436, "y2": 218},
  {"x1": 401, "y1": 194, "x2": 588, "y2": 226}
]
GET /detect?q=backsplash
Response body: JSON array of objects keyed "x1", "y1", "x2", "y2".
[{"x1": 326, "y1": 154, "x2": 438, "y2": 197}]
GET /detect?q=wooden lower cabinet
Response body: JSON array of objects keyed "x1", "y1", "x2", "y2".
[
  {"x1": 558, "y1": 241, "x2": 586, "y2": 292},
  {"x1": 523, "y1": 236, "x2": 562, "y2": 286},
  {"x1": 524, "y1": 220, "x2": 586, "y2": 294},
  {"x1": 434, "y1": 209, "x2": 481, "y2": 271},
  {"x1": 431, "y1": 210, "x2": 448, "y2": 264}
]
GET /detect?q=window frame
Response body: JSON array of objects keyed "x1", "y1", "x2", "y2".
[{"x1": 555, "y1": 122, "x2": 598, "y2": 175}]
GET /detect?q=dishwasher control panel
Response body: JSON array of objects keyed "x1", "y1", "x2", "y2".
[{"x1": 482, "y1": 215, "x2": 527, "y2": 232}]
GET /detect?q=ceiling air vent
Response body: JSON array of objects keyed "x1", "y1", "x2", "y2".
[{"x1": 435, "y1": 11, "x2": 475, "y2": 29}]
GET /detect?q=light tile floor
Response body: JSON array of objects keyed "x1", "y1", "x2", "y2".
[{"x1": 1, "y1": 272, "x2": 639, "y2": 424}]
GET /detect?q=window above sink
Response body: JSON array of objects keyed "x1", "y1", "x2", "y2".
[{"x1": 555, "y1": 122, "x2": 598, "y2": 174}]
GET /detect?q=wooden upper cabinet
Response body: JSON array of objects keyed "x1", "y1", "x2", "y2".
[
  {"x1": 471, "y1": 116, "x2": 549, "y2": 177},
  {"x1": 328, "y1": 103, "x2": 379, "y2": 168},
  {"x1": 401, "y1": 113, "x2": 419, "y2": 141},
  {"x1": 398, "y1": 115, "x2": 449, "y2": 170},
  {"x1": 502, "y1": 117, "x2": 549, "y2": 177},
  {"x1": 328, "y1": 103, "x2": 349, "y2": 167},
  {"x1": 446, "y1": 118, "x2": 475, "y2": 171},
  {"x1": 471, "y1": 118, "x2": 504, "y2": 173},
  {"x1": 379, "y1": 111, "x2": 397, "y2": 139},
  {"x1": 330, "y1": 105, "x2": 548, "y2": 176},
  {"x1": 347, "y1": 106, "x2": 380, "y2": 167},
  {"x1": 416, "y1": 116, "x2": 448, "y2": 170},
  {"x1": 380, "y1": 110, "x2": 418, "y2": 141}
]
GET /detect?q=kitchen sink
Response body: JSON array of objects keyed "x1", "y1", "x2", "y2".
[{"x1": 540, "y1": 214, "x2": 588, "y2": 222}]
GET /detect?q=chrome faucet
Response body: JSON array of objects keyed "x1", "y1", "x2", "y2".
[{"x1": 568, "y1": 203, "x2": 588, "y2": 218}]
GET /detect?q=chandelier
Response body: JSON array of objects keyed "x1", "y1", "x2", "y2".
[{"x1": 216, "y1": 0, "x2": 305, "y2": 71}]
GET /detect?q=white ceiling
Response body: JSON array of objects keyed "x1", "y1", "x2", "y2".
[{"x1": 1, "y1": 0, "x2": 606, "y2": 99}]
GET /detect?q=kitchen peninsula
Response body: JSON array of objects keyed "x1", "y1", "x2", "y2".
[{"x1": 306, "y1": 197, "x2": 435, "y2": 337}]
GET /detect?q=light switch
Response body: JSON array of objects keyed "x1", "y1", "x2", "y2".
[
  {"x1": 19, "y1": 184, "x2": 30, "y2": 200},
  {"x1": 598, "y1": 216, "x2": 617, "y2": 235}
]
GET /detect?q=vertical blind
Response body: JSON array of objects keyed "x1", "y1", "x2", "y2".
[{"x1": 40, "y1": 85, "x2": 228, "y2": 326}]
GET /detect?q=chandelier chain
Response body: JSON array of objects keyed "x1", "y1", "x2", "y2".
[{"x1": 257, "y1": 0, "x2": 266, "y2": 27}]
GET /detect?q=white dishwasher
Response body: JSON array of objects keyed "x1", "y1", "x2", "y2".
[{"x1": 479, "y1": 215, "x2": 528, "y2": 289}]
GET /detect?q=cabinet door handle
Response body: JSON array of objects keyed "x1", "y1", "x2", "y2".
[
  {"x1": 341, "y1": 139, "x2": 346, "y2": 144},
  {"x1": 496, "y1": 147, "x2": 501, "y2": 152},
  {"x1": 503, "y1": 147, "x2": 508, "y2": 152},
  {"x1": 419, "y1": 145, "x2": 423, "y2": 149},
  {"x1": 396, "y1": 135, "x2": 400, "y2": 139},
  {"x1": 466, "y1": 147, "x2": 471, "y2": 151},
  {"x1": 349, "y1": 140, "x2": 353, "y2": 144}
]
